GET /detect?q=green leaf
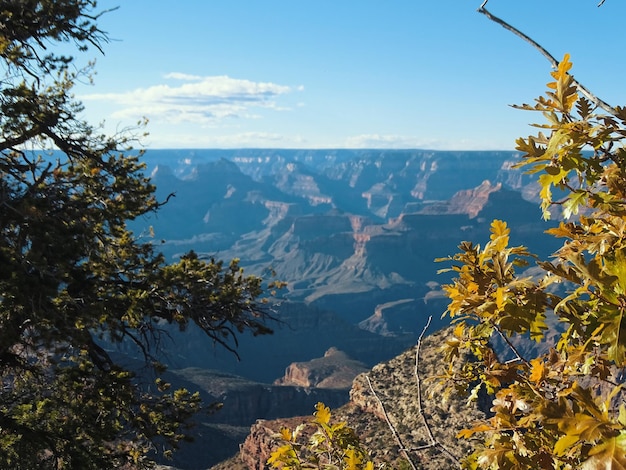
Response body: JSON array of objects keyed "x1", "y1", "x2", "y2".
[{"x1": 563, "y1": 190, "x2": 587, "y2": 219}]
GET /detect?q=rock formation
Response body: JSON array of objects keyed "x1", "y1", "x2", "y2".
[
  {"x1": 274, "y1": 347, "x2": 369, "y2": 389},
  {"x1": 213, "y1": 326, "x2": 490, "y2": 469},
  {"x1": 160, "y1": 367, "x2": 350, "y2": 469}
]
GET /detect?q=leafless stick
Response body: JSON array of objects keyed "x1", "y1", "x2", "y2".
[
  {"x1": 365, "y1": 375, "x2": 419, "y2": 470},
  {"x1": 367, "y1": 317, "x2": 462, "y2": 468},
  {"x1": 491, "y1": 320, "x2": 530, "y2": 367},
  {"x1": 478, "y1": 3, "x2": 618, "y2": 116},
  {"x1": 414, "y1": 316, "x2": 460, "y2": 466},
  {"x1": 415, "y1": 316, "x2": 432, "y2": 421}
]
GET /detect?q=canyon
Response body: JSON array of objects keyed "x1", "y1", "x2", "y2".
[{"x1": 129, "y1": 149, "x2": 557, "y2": 468}]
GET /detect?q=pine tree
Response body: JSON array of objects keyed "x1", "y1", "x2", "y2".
[{"x1": 0, "y1": 2, "x2": 277, "y2": 468}]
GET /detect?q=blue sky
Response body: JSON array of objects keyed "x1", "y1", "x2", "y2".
[{"x1": 74, "y1": 1, "x2": 626, "y2": 150}]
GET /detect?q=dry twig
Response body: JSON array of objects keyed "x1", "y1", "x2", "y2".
[
  {"x1": 478, "y1": 1, "x2": 618, "y2": 116},
  {"x1": 366, "y1": 316, "x2": 461, "y2": 468},
  {"x1": 365, "y1": 375, "x2": 419, "y2": 470},
  {"x1": 409, "y1": 317, "x2": 460, "y2": 465}
]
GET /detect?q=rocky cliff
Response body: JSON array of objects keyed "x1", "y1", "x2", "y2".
[
  {"x1": 160, "y1": 367, "x2": 350, "y2": 470},
  {"x1": 274, "y1": 347, "x2": 369, "y2": 389},
  {"x1": 148, "y1": 301, "x2": 415, "y2": 384},
  {"x1": 213, "y1": 326, "x2": 490, "y2": 469}
]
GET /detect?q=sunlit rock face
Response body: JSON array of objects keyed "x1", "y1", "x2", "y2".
[
  {"x1": 274, "y1": 347, "x2": 369, "y2": 389},
  {"x1": 215, "y1": 326, "x2": 491, "y2": 470}
]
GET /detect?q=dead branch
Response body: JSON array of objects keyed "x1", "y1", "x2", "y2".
[
  {"x1": 491, "y1": 320, "x2": 530, "y2": 367},
  {"x1": 412, "y1": 316, "x2": 460, "y2": 465},
  {"x1": 365, "y1": 315, "x2": 461, "y2": 468},
  {"x1": 478, "y1": 1, "x2": 618, "y2": 116},
  {"x1": 365, "y1": 375, "x2": 419, "y2": 470}
]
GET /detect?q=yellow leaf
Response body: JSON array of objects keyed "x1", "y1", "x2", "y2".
[
  {"x1": 564, "y1": 90, "x2": 579, "y2": 112},
  {"x1": 476, "y1": 444, "x2": 513, "y2": 468},
  {"x1": 545, "y1": 222, "x2": 573, "y2": 238},
  {"x1": 344, "y1": 448, "x2": 362, "y2": 470},
  {"x1": 279, "y1": 427, "x2": 292, "y2": 442},
  {"x1": 457, "y1": 423, "x2": 492, "y2": 439},
  {"x1": 554, "y1": 433, "x2": 579, "y2": 456},
  {"x1": 554, "y1": 412, "x2": 609, "y2": 448},
  {"x1": 495, "y1": 287, "x2": 506, "y2": 309},
  {"x1": 313, "y1": 402, "x2": 331, "y2": 425},
  {"x1": 581, "y1": 432, "x2": 626, "y2": 470},
  {"x1": 457, "y1": 429, "x2": 474, "y2": 439},
  {"x1": 490, "y1": 219, "x2": 509, "y2": 239},
  {"x1": 605, "y1": 249, "x2": 626, "y2": 295},
  {"x1": 490, "y1": 219, "x2": 510, "y2": 251},
  {"x1": 267, "y1": 444, "x2": 296, "y2": 467},
  {"x1": 529, "y1": 357, "x2": 545, "y2": 384},
  {"x1": 551, "y1": 53, "x2": 572, "y2": 81}
]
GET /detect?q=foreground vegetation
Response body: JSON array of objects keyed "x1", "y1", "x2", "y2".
[
  {"x1": 0, "y1": 1, "x2": 278, "y2": 468},
  {"x1": 2, "y1": 1, "x2": 625, "y2": 469},
  {"x1": 269, "y1": 7, "x2": 626, "y2": 470},
  {"x1": 437, "y1": 53, "x2": 626, "y2": 470}
]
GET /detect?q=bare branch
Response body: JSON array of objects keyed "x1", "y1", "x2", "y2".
[
  {"x1": 491, "y1": 320, "x2": 530, "y2": 367},
  {"x1": 414, "y1": 316, "x2": 460, "y2": 466},
  {"x1": 365, "y1": 316, "x2": 461, "y2": 468},
  {"x1": 415, "y1": 316, "x2": 432, "y2": 426},
  {"x1": 365, "y1": 375, "x2": 419, "y2": 470},
  {"x1": 477, "y1": 3, "x2": 618, "y2": 116}
]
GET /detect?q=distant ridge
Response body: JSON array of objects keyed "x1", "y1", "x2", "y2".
[{"x1": 136, "y1": 149, "x2": 555, "y2": 331}]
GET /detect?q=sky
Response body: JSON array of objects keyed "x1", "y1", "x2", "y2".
[{"x1": 71, "y1": 0, "x2": 626, "y2": 150}]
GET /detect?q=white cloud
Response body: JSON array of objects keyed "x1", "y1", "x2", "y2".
[
  {"x1": 343, "y1": 134, "x2": 505, "y2": 150},
  {"x1": 344, "y1": 134, "x2": 440, "y2": 149},
  {"x1": 210, "y1": 132, "x2": 307, "y2": 147},
  {"x1": 163, "y1": 72, "x2": 203, "y2": 81},
  {"x1": 81, "y1": 74, "x2": 302, "y2": 126},
  {"x1": 145, "y1": 131, "x2": 308, "y2": 149}
]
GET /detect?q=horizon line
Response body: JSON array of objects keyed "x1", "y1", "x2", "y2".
[{"x1": 141, "y1": 147, "x2": 519, "y2": 152}]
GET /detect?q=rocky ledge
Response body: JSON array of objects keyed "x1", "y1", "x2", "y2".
[{"x1": 213, "y1": 326, "x2": 490, "y2": 469}]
